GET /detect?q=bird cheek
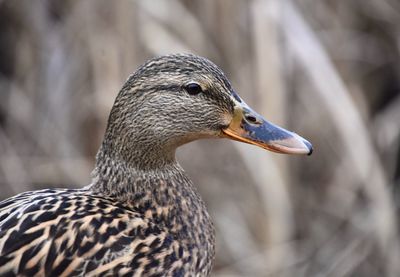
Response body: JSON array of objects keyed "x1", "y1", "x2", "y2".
[{"x1": 220, "y1": 112, "x2": 234, "y2": 129}]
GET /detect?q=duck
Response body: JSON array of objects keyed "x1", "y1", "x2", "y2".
[{"x1": 0, "y1": 54, "x2": 312, "y2": 276}]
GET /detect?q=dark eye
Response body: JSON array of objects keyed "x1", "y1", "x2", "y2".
[{"x1": 185, "y1": 83, "x2": 203, "y2": 95}]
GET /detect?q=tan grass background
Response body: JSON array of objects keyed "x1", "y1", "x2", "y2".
[{"x1": 1, "y1": 0, "x2": 400, "y2": 276}]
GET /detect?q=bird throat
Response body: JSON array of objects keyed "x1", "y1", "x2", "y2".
[
  {"x1": 90, "y1": 145, "x2": 187, "y2": 205},
  {"x1": 89, "y1": 145, "x2": 212, "y2": 235}
]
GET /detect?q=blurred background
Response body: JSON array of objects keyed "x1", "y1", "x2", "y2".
[{"x1": 1, "y1": 0, "x2": 400, "y2": 276}]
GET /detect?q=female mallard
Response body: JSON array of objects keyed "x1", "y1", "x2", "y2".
[{"x1": 0, "y1": 54, "x2": 312, "y2": 276}]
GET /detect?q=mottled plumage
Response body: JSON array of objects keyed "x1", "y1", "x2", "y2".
[{"x1": 0, "y1": 54, "x2": 312, "y2": 276}]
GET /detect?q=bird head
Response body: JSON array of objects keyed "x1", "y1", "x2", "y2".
[{"x1": 102, "y1": 54, "x2": 312, "y2": 167}]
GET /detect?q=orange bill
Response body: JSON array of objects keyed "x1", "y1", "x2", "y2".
[{"x1": 222, "y1": 97, "x2": 313, "y2": 155}]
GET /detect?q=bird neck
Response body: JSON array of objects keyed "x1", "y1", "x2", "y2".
[
  {"x1": 89, "y1": 144, "x2": 195, "y2": 208},
  {"x1": 88, "y1": 142, "x2": 216, "y2": 272}
]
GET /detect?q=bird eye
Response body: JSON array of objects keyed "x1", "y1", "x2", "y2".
[{"x1": 185, "y1": 83, "x2": 203, "y2": 95}]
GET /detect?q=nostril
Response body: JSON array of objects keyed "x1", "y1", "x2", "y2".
[{"x1": 245, "y1": 114, "x2": 258, "y2": 124}]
